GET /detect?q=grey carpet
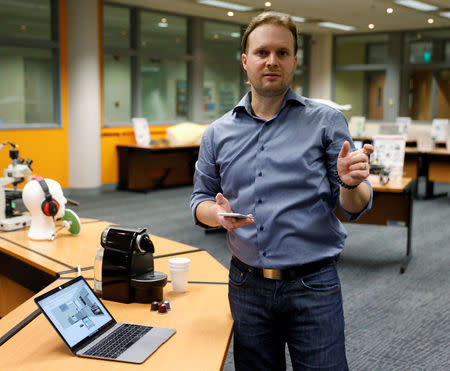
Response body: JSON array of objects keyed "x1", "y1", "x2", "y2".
[{"x1": 65, "y1": 181, "x2": 450, "y2": 371}]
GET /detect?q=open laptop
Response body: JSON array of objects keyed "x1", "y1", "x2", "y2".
[{"x1": 34, "y1": 276, "x2": 176, "y2": 364}]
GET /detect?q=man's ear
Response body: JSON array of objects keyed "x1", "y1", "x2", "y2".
[{"x1": 241, "y1": 53, "x2": 247, "y2": 72}]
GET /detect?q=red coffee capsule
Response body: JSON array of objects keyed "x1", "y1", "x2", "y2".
[{"x1": 158, "y1": 303, "x2": 168, "y2": 314}]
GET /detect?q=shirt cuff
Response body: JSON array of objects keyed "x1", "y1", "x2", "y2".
[
  {"x1": 191, "y1": 197, "x2": 217, "y2": 229},
  {"x1": 338, "y1": 179, "x2": 373, "y2": 221}
]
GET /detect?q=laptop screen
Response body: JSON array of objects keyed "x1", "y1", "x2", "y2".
[{"x1": 36, "y1": 277, "x2": 114, "y2": 348}]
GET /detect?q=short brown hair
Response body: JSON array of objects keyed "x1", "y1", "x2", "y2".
[{"x1": 241, "y1": 11, "x2": 298, "y2": 54}]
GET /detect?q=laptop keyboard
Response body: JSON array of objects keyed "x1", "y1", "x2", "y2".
[{"x1": 83, "y1": 323, "x2": 152, "y2": 359}]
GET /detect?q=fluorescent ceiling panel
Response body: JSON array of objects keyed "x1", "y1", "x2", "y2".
[
  {"x1": 291, "y1": 16, "x2": 306, "y2": 23},
  {"x1": 439, "y1": 11, "x2": 450, "y2": 19},
  {"x1": 394, "y1": 0, "x2": 439, "y2": 11},
  {"x1": 318, "y1": 22, "x2": 355, "y2": 31},
  {"x1": 196, "y1": 0, "x2": 254, "y2": 11}
]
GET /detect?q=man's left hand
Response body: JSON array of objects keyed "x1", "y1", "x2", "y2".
[{"x1": 337, "y1": 141, "x2": 374, "y2": 187}]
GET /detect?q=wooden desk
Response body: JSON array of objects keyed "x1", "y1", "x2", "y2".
[
  {"x1": 117, "y1": 144, "x2": 199, "y2": 191},
  {"x1": 425, "y1": 148, "x2": 450, "y2": 183},
  {"x1": 336, "y1": 176, "x2": 414, "y2": 274},
  {"x1": 0, "y1": 279, "x2": 232, "y2": 370},
  {"x1": 405, "y1": 147, "x2": 450, "y2": 198},
  {"x1": 0, "y1": 220, "x2": 233, "y2": 370}
]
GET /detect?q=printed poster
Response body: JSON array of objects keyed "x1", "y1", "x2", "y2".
[{"x1": 371, "y1": 135, "x2": 406, "y2": 180}]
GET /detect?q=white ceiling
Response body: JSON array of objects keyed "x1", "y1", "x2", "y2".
[{"x1": 109, "y1": 0, "x2": 450, "y2": 34}]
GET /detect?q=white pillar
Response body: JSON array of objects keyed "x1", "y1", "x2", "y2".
[
  {"x1": 66, "y1": 0, "x2": 101, "y2": 188},
  {"x1": 309, "y1": 34, "x2": 333, "y2": 100}
]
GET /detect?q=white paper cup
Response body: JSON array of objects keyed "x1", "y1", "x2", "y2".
[
  {"x1": 169, "y1": 257, "x2": 190, "y2": 292},
  {"x1": 169, "y1": 257, "x2": 190, "y2": 266}
]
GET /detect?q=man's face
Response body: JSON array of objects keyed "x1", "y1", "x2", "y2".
[{"x1": 242, "y1": 23, "x2": 297, "y2": 98}]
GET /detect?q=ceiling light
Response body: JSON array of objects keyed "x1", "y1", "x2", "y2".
[
  {"x1": 427, "y1": 18, "x2": 434, "y2": 23},
  {"x1": 231, "y1": 32, "x2": 241, "y2": 38},
  {"x1": 291, "y1": 16, "x2": 306, "y2": 23},
  {"x1": 265, "y1": 1, "x2": 271, "y2": 6},
  {"x1": 318, "y1": 22, "x2": 355, "y2": 31},
  {"x1": 387, "y1": 8, "x2": 394, "y2": 14},
  {"x1": 227, "y1": 11, "x2": 234, "y2": 16},
  {"x1": 393, "y1": 0, "x2": 438, "y2": 12},
  {"x1": 197, "y1": 0, "x2": 253, "y2": 11},
  {"x1": 158, "y1": 22, "x2": 168, "y2": 28},
  {"x1": 368, "y1": 23, "x2": 375, "y2": 29},
  {"x1": 439, "y1": 11, "x2": 450, "y2": 19}
]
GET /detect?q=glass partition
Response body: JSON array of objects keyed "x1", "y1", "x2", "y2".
[
  {"x1": 140, "y1": 11, "x2": 187, "y2": 55},
  {"x1": 0, "y1": 47, "x2": 55, "y2": 124},
  {"x1": 202, "y1": 20, "x2": 241, "y2": 122},
  {"x1": 405, "y1": 29, "x2": 450, "y2": 64},
  {"x1": 140, "y1": 58, "x2": 188, "y2": 122},
  {"x1": 336, "y1": 34, "x2": 389, "y2": 66},
  {"x1": 103, "y1": 54, "x2": 131, "y2": 125},
  {"x1": 0, "y1": 0, "x2": 51, "y2": 41},
  {"x1": 103, "y1": 5, "x2": 130, "y2": 49},
  {"x1": 0, "y1": 0, "x2": 59, "y2": 127}
]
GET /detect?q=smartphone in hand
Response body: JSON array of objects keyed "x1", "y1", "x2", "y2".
[{"x1": 217, "y1": 212, "x2": 254, "y2": 220}]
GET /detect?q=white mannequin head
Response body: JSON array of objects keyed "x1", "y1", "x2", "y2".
[{"x1": 22, "y1": 177, "x2": 66, "y2": 240}]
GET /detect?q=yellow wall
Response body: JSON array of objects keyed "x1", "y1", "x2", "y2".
[
  {"x1": 1, "y1": 0, "x2": 69, "y2": 188},
  {"x1": 100, "y1": 126, "x2": 167, "y2": 184},
  {"x1": 0, "y1": 1, "x2": 168, "y2": 188}
]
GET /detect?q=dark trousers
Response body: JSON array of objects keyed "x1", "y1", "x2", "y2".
[{"x1": 228, "y1": 256, "x2": 349, "y2": 371}]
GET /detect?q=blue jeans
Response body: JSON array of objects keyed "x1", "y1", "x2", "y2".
[{"x1": 228, "y1": 256, "x2": 348, "y2": 371}]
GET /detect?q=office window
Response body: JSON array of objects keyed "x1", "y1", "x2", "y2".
[
  {"x1": 141, "y1": 12, "x2": 187, "y2": 54},
  {"x1": 103, "y1": 54, "x2": 131, "y2": 125},
  {"x1": 203, "y1": 62, "x2": 241, "y2": 121},
  {"x1": 335, "y1": 34, "x2": 389, "y2": 66},
  {"x1": 0, "y1": 0, "x2": 59, "y2": 127},
  {"x1": 293, "y1": 35, "x2": 309, "y2": 96},
  {"x1": 202, "y1": 21, "x2": 241, "y2": 122},
  {"x1": 409, "y1": 41, "x2": 433, "y2": 63},
  {"x1": 103, "y1": 5, "x2": 191, "y2": 125},
  {"x1": 0, "y1": 47, "x2": 55, "y2": 124},
  {"x1": 141, "y1": 58, "x2": 187, "y2": 122},
  {"x1": 0, "y1": 0, "x2": 51, "y2": 41},
  {"x1": 368, "y1": 44, "x2": 388, "y2": 64},
  {"x1": 103, "y1": 5, "x2": 130, "y2": 49},
  {"x1": 204, "y1": 21, "x2": 240, "y2": 59},
  {"x1": 405, "y1": 29, "x2": 450, "y2": 64}
]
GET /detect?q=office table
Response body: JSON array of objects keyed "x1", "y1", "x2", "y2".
[
  {"x1": 405, "y1": 147, "x2": 450, "y2": 198},
  {"x1": 0, "y1": 219, "x2": 233, "y2": 370},
  {"x1": 336, "y1": 176, "x2": 415, "y2": 274},
  {"x1": 117, "y1": 144, "x2": 199, "y2": 191}
]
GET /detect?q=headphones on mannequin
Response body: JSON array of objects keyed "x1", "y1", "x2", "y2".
[{"x1": 32, "y1": 176, "x2": 60, "y2": 217}]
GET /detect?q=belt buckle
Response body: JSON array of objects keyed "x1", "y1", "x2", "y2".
[{"x1": 262, "y1": 268, "x2": 282, "y2": 280}]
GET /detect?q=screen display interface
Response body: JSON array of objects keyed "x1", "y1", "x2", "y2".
[{"x1": 37, "y1": 279, "x2": 112, "y2": 347}]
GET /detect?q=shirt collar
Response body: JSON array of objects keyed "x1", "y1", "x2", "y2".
[{"x1": 233, "y1": 88, "x2": 306, "y2": 118}]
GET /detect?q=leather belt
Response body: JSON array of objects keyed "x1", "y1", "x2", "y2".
[{"x1": 232, "y1": 255, "x2": 338, "y2": 281}]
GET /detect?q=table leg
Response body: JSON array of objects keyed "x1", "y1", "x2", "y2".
[{"x1": 400, "y1": 187, "x2": 414, "y2": 274}]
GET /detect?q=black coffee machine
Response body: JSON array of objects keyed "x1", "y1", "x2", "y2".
[{"x1": 100, "y1": 225, "x2": 167, "y2": 303}]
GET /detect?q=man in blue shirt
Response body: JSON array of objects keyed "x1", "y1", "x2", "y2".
[{"x1": 190, "y1": 11, "x2": 373, "y2": 371}]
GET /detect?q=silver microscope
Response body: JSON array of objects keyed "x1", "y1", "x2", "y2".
[{"x1": 0, "y1": 141, "x2": 33, "y2": 231}]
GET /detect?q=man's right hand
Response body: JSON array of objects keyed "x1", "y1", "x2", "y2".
[{"x1": 215, "y1": 193, "x2": 254, "y2": 231}]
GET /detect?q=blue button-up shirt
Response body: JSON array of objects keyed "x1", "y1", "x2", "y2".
[{"x1": 190, "y1": 89, "x2": 372, "y2": 269}]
